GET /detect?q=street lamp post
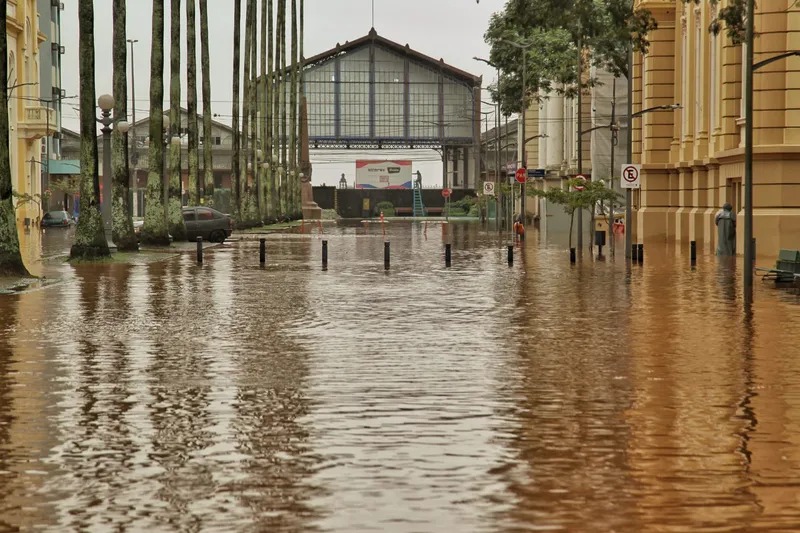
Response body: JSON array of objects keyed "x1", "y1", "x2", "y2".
[
  {"x1": 97, "y1": 94, "x2": 129, "y2": 250},
  {"x1": 500, "y1": 39, "x2": 533, "y2": 224},
  {"x1": 473, "y1": 57, "x2": 502, "y2": 232},
  {"x1": 624, "y1": 103, "x2": 680, "y2": 258}
]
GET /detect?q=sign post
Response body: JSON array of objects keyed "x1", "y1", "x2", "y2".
[
  {"x1": 482, "y1": 182, "x2": 495, "y2": 196},
  {"x1": 441, "y1": 188, "x2": 451, "y2": 222}
]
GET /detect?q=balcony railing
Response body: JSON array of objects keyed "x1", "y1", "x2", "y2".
[{"x1": 18, "y1": 106, "x2": 56, "y2": 140}]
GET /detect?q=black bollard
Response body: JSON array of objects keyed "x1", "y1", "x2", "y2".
[
  {"x1": 690, "y1": 240, "x2": 696, "y2": 264},
  {"x1": 196, "y1": 236, "x2": 203, "y2": 264},
  {"x1": 632, "y1": 243, "x2": 638, "y2": 262},
  {"x1": 570, "y1": 247, "x2": 576, "y2": 264},
  {"x1": 259, "y1": 238, "x2": 266, "y2": 264},
  {"x1": 507, "y1": 244, "x2": 513, "y2": 266},
  {"x1": 322, "y1": 240, "x2": 328, "y2": 269},
  {"x1": 637, "y1": 243, "x2": 644, "y2": 264},
  {"x1": 445, "y1": 243, "x2": 452, "y2": 267},
  {"x1": 384, "y1": 241, "x2": 390, "y2": 270}
]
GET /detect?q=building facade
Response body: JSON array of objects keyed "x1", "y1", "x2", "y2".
[
  {"x1": 6, "y1": 0, "x2": 55, "y2": 226},
  {"x1": 633, "y1": 0, "x2": 800, "y2": 257},
  {"x1": 37, "y1": 0, "x2": 65, "y2": 174}
]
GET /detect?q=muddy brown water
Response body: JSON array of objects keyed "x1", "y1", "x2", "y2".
[{"x1": 1, "y1": 221, "x2": 799, "y2": 532}]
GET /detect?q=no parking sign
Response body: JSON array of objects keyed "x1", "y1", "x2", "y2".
[{"x1": 621, "y1": 164, "x2": 641, "y2": 189}]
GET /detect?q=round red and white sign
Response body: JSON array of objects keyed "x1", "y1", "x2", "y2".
[{"x1": 574, "y1": 174, "x2": 588, "y2": 191}]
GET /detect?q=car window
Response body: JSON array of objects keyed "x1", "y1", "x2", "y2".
[
  {"x1": 182, "y1": 210, "x2": 195, "y2": 222},
  {"x1": 43, "y1": 212, "x2": 52, "y2": 220},
  {"x1": 197, "y1": 209, "x2": 214, "y2": 221}
]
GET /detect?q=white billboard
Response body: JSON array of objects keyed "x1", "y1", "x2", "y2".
[{"x1": 355, "y1": 160, "x2": 413, "y2": 189}]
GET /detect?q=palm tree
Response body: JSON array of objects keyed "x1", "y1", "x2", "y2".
[
  {"x1": 199, "y1": 0, "x2": 215, "y2": 204},
  {"x1": 111, "y1": 0, "x2": 137, "y2": 251},
  {"x1": 140, "y1": 0, "x2": 170, "y2": 245},
  {"x1": 273, "y1": 0, "x2": 284, "y2": 217},
  {"x1": 263, "y1": 0, "x2": 275, "y2": 220},
  {"x1": 0, "y1": 1, "x2": 29, "y2": 274},
  {"x1": 289, "y1": 0, "x2": 298, "y2": 216},
  {"x1": 167, "y1": 0, "x2": 186, "y2": 241},
  {"x1": 279, "y1": 0, "x2": 288, "y2": 215},
  {"x1": 186, "y1": 0, "x2": 200, "y2": 205},
  {"x1": 240, "y1": 0, "x2": 254, "y2": 223},
  {"x1": 231, "y1": 0, "x2": 242, "y2": 217},
  {"x1": 260, "y1": 0, "x2": 271, "y2": 220},
  {"x1": 70, "y1": 0, "x2": 110, "y2": 259},
  {"x1": 248, "y1": 0, "x2": 259, "y2": 220}
]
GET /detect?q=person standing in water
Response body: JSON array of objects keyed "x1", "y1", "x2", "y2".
[{"x1": 715, "y1": 202, "x2": 736, "y2": 256}]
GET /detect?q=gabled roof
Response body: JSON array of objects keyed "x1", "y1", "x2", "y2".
[
  {"x1": 304, "y1": 28, "x2": 481, "y2": 86},
  {"x1": 128, "y1": 107, "x2": 234, "y2": 133}
]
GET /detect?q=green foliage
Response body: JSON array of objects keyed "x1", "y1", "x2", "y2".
[
  {"x1": 683, "y1": 1, "x2": 748, "y2": 45},
  {"x1": 530, "y1": 177, "x2": 621, "y2": 214},
  {"x1": 485, "y1": 0, "x2": 657, "y2": 115},
  {"x1": 12, "y1": 191, "x2": 50, "y2": 211},
  {"x1": 375, "y1": 200, "x2": 395, "y2": 216}
]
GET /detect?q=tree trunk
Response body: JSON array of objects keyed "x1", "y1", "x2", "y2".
[
  {"x1": 187, "y1": 0, "x2": 200, "y2": 205},
  {"x1": 260, "y1": 0, "x2": 270, "y2": 220},
  {"x1": 141, "y1": 0, "x2": 170, "y2": 245},
  {"x1": 279, "y1": 0, "x2": 288, "y2": 216},
  {"x1": 70, "y1": 0, "x2": 110, "y2": 259},
  {"x1": 231, "y1": 0, "x2": 242, "y2": 217},
  {"x1": 111, "y1": 0, "x2": 138, "y2": 251},
  {"x1": 250, "y1": 0, "x2": 261, "y2": 220},
  {"x1": 240, "y1": 0, "x2": 256, "y2": 225},
  {"x1": 298, "y1": 0, "x2": 304, "y2": 214},
  {"x1": 199, "y1": 0, "x2": 214, "y2": 205},
  {"x1": 569, "y1": 210, "x2": 574, "y2": 250},
  {"x1": 0, "y1": 1, "x2": 29, "y2": 275},
  {"x1": 167, "y1": 0, "x2": 186, "y2": 241},
  {"x1": 265, "y1": 0, "x2": 275, "y2": 221},
  {"x1": 289, "y1": 0, "x2": 298, "y2": 216},
  {"x1": 273, "y1": 0, "x2": 283, "y2": 218}
]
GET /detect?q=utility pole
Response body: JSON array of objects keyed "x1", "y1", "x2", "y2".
[
  {"x1": 609, "y1": 79, "x2": 617, "y2": 256},
  {"x1": 743, "y1": 0, "x2": 755, "y2": 300},
  {"x1": 625, "y1": 33, "x2": 634, "y2": 259}
]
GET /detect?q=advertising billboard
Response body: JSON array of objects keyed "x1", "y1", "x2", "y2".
[{"x1": 355, "y1": 160, "x2": 413, "y2": 189}]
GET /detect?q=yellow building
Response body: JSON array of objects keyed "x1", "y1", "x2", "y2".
[
  {"x1": 633, "y1": 0, "x2": 800, "y2": 257},
  {"x1": 6, "y1": 0, "x2": 55, "y2": 227}
]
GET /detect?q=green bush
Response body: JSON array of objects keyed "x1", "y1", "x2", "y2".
[{"x1": 375, "y1": 201, "x2": 395, "y2": 217}]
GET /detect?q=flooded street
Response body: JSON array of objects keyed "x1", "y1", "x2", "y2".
[{"x1": 1, "y1": 221, "x2": 800, "y2": 532}]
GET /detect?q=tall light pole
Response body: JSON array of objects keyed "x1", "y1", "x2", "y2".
[
  {"x1": 127, "y1": 38, "x2": 138, "y2": 213},
  {"x1": 98, "y1": 94, "x2": 129, "y2": 250},
  {"x1": 501, "y1": 39, "x2": 533, "y2": 224},
  {"x1": 474, "y1": 57, "x2": 502, "y2": 231}
]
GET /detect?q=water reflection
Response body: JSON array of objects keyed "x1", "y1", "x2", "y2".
[{"x1": 1, "y1": 222, "x2": 800, "y2": 531}]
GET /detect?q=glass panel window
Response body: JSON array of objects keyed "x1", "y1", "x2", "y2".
[
  {"x1": 197, "y1": 208, "x2": 214, "y2": 220},
  {"x1": 182, "y1": 210, "x2": 195, "y2": 222}
]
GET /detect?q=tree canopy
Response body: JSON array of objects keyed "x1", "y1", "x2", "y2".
[{"x1": 484, "y1": 0, "x2": 657, "y2": 115}]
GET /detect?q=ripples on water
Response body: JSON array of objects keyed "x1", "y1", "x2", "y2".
[{"x1": 1, "y1": 221, "x2": 800, "y2": 532}]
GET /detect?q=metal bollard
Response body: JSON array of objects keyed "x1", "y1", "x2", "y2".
[
  {"x1": 507, "y1": 244, "x2": 513, "y2": 266},
  {"x1": 384, "y1": 241, "x2": 390, "y2": 270},
  {"x1": 196, "y1": 236, "x2": 203, "y2": 264},
  {"x1": 637, "y1": 243, "x2": 644, "y2": 264},
  {"x1": 570, "y1": 247, "x2": 576, "y2": 264},
  {"x1": 631, "y1": 243, "x2": 638, "y2": 262},
  {"x1": 690, "y1": 240, "x2": 696, "y2": 264},
  {"x1": 445, "y1": 243, "x2": 451, "y2": 267},
  {"x1": 322, "y1": 240, "x2": 328, "y2": 269},
  {"x1": 259, "y1": 238, "x2": 266, "y2": 264}
]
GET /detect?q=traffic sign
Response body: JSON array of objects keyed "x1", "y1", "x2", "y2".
[
  {"x1": 483, "y1": 181, "x2": 495, "y2": 196},
  {"x1": 574, "y1": 174, "x2": 588, "y2": 191},
  {"x1": 515, "y1": 167, "x2": 527, "y2": 184},
  {"x1": 620, "y1": 164, "x2": 641, "y2": 189},
  {"x1": 529, "y1": 168, "x2": 546, "y2": 178},
  {"x1": 441, "y1": 188, "x2": 452, "y2": 198}
]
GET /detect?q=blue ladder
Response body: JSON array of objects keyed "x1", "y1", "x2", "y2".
[{"x1": 412, "y1": 182, "x2": 426, "y2": 217}]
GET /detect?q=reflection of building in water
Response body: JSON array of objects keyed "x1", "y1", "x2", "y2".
[{"x1": 625, "y1": 264, "x2": 800, "y2": 527}]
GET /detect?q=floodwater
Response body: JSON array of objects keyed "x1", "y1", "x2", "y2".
[{"x1": 1, "y1": 221, "x2": 800, "y2": 532}]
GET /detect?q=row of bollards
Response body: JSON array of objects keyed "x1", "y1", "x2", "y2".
[{"x1": 231, "y1": 239, "x2": 522, "y2": 269}]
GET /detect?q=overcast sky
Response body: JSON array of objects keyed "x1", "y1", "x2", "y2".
[{"x1": 60, "y1": 0, "x2": 507, "y2": 185}]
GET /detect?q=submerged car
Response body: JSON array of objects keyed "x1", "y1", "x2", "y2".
[
  {"x1": 182, "y1": 206, "x2": 234, "y2": 243},
  {"x1": 41, "y1": 210, "x2": 75, "y2": 228}
]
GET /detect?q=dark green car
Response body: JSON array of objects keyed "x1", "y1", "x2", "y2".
[{"x1": 181, "y1": 206, "x2": 234, "y2": 243}]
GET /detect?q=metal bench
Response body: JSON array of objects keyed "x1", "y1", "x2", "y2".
[{"x1": 756, "y1": 249, "x2": 800, "y2": 284}]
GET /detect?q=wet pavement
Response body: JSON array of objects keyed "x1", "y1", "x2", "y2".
[{"x1": 1, "y1": 221, "x2": 799, "y2": 532}]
